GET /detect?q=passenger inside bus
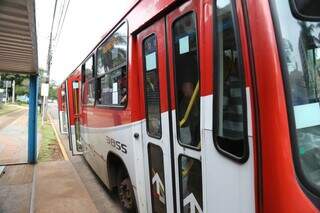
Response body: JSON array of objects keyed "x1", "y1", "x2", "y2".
[{"x1": 178, "y1": 81, "x2": 200, "y2": 147}]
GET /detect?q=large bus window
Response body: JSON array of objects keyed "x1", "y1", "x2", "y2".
[
  {"x1": 143, "y1": 35, "x2": 162, "y2": 138},
  {"x1": 172, "y1": 12, "x2": 200, "y2": 149},
  {"x1": 272, "y1": 0, "x2": 320, "y2": 195},
  {"x1": 96, "y1": 23, "x2": 128, "y2": 107},
  {"x1": 214, "y1": 0, "x2": 248, "y2": 161},
  {"x1": 82, "y1": 56, "x2": 95, "y2": 105}
]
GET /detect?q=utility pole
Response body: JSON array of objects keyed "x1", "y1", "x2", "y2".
[
  {"x1": 42, "y1": 0, "x2": 58, "y2": 125},
  {"x1": 11, "y1": 80, "x2": 15, "y2": 103},
  {"x1": 5, "y1": 81, "x2": 8, "y2": 104}
]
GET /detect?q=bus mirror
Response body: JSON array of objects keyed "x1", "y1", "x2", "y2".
[{"x1": 290, "y1": 0, "x2": 320, "y2": 21}]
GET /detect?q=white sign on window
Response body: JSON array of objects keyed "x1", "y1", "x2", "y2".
[
  {"x1": 179, "y1": 36, "x2": 189, "y2": 54},
  {"x1": 112, "y1": 82, "x2": 118, "y2": 92},
  {"x1": 145, "y1": 52, "x2": 157, "y2": 71},
  {"x1": 112, "y1": 92, "x2": 118, "y2": 104},
  {"x1": 294, "y1": 103, "x2": 320, "y2": 129},
  {"x1": 112, "y1": 82, "x2": 118, "y2": 104},
  {"x1": 73, "y1": 81, "x2": 79, "y2": 89}
]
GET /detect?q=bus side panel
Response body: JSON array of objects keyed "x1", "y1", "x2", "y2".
[{"x1": 246, "y1": 0, "x2": 317, "y2": 212}]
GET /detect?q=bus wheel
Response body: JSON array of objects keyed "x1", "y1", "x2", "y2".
[{"x1": 117, "y1": 172, "x2": 137, "y2": 212}]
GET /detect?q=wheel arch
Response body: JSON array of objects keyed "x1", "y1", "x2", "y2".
[{"x1": 106, "y1": 151, "x2": 130, "y2": 189}]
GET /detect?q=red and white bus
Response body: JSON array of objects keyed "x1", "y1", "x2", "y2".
[{"x1": 57, "y1": 0, "x2": 320, "y2": 212}]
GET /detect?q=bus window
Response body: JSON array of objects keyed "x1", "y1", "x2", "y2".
[
  {"x1": 214, "y1": 0, "x2": 248, "y2": 161},
  {"x1": 172, "y1": 12, "x2": 200, "y2": 149},
  {"x1": 82, "y1": 56, "x2": 95, "y2": 106},
  {"x1": 179, "y1": 155, "x2": 202, "y2": 212},
  {"x1": 272, "y1": 0, "x2": 320, "y2": 195},
  {"x1": 143, "y1": 34, "x2": 162, "y2": 138},
  {"x1": 96, "y1": 23, "x2": 128, "y2": 107}
]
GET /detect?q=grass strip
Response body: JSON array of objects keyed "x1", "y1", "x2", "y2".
[
  {"x1": 0, "y1": 104, "x2": 20, "y2": 116},
  {"x1": 37, "y1": 114, "x2": 63, "y2": 162}
]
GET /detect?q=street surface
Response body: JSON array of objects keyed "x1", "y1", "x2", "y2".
[{"x1": 0, "y1": 106, "x2": 28, "y2": 164}]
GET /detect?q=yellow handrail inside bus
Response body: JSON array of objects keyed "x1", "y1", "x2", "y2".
[
  {"x1": 182, "y1": 160, "x2": 194, "y2": 177},
  {"x1": 178, "y1": 81, "x2": 201, "y2": 177},
  {"x1": 179, "y1": 81, "x2": 199, "y2": 127}
]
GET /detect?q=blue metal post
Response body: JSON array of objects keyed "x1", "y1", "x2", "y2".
[{"x1": 28, "y1": 74, "x2": 38, "y2": 163}]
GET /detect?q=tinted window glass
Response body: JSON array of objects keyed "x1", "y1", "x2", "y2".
[
  {"x1": 172, "y1": 13, "x2": 200, "y2": 149},
  {"x1": 85, "y1": 57, "x2": 93, "y2": 80},
  {"x1": 291, "y1": 0, "x2": 320, "y2": 20},
  {"x1": 179, "y1": 155, "x2": 203, "y2": 213},
  {"x1": 273, "y1": 0, "x2": 320, "y2": 194},
  {"x1": 82, "y1": 56, "x2": 95, "y2": 105},
  {"x1": 143, "y1": 35, "x2": 161, "y2": 138},
  {"x1": 96, "y1": 23, "x2": 128, "y2": 106},
  {"x1": 215, "y1": 0, "x2": 247, "y2": 159},
  {"x1": 148, "y1": 144, "x2": 166, "y2": 212}
]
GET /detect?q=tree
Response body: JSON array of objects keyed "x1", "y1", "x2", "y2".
[
  {"x1": 49, "y1": 85, "x2": 57, "y2": 100},
  {"x1": 15, "y1": 79, "x2": 29, "y2": 96}
]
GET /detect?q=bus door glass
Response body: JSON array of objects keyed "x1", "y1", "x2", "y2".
[
  {"x1": 166, "y1": 1, "x2": 203, "y2": 212},
  {"x1": 72, "y1": 80, "x2": 83, "y2": 154},
  {"x1": 137, "y1": 19, "x2": 175, "y2": 213}
]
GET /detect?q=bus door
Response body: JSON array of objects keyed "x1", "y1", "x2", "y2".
[
  {"x1": 60, "y1": 85, "x2": 68, "y2": 134},
  {"x1": 137, "y1": 1, "x2": 204, "y2": 212},
  {"x1": 71, "y1": 80, "x2": 83, "y2": 155},
  {"x1": 137, "y1": 19, "x2": 175, "y2": 212},
  {"x1": 166, "y1": 1, "x2": 204, "y2": 212}
]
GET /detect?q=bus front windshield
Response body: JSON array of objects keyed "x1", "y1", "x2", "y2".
[{"x1": 273, "y1": 0, "x2": 320, "y2": 193}]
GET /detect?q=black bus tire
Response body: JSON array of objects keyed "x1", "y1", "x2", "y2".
[{"x1": 117, "y1": 170, "x2": 137, "y2": 213}]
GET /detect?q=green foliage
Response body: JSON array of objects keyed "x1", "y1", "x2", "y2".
[
  {"x1": 49, "y1": 85, "x2": 57, "y2": 100},
  {"x1": 0, "y1": 74, "x2": 28, "y2": 85},
  {"x1": 15, "y1": 85, "x2": 29, "y2": 96},
  {"x1": 15, "y1": 78, "x2": 29, "y2": 96}
]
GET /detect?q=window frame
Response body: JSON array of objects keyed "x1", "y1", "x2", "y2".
[
  {"x1": 95, "y1": 21, "x2": 129, "y2": 109},
  {"x1": 270, "y1": 0, "x2": 320, "y2": 198},
  {"x1": 81, "y1": 54, "x2": 95, "y2": 107},
  {"x1": 142, "y1": 33, "x2": 162, "y2": 139},
  {"x1": 289, "y1": 0, "x2": 320, "y2": 22},
  {"x1": 171, "y1": 11, "x2": 202, "y2": 151},
  {"x1": 212, "y1": 0, "x2": 249, "y2": 163}
]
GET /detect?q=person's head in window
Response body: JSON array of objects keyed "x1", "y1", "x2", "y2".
[
  {"x1": 182, "y1": 81, "x2": 194, "y2": 99},
  {"x1": 223, "y1": 55, "x2": 235, "y2": 79},
  {"x1": 120, "y1": 87, "x2": 127, "y2": 105}
]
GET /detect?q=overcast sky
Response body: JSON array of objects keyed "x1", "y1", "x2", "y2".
[{"x1": 36, "y1": 0, "x2": 131, "y2": 84}]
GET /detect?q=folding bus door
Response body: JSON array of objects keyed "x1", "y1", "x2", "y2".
[
  {"x1": 71, "y1": 80, "x2": 83, "y2": 155},
  {"x1": 137, "y1": 18, "x2": 175, "y2": 213}
]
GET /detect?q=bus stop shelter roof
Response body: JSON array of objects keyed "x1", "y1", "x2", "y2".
[{"x1": 0, "y1": 0, "x2": 38, "y2": 75}]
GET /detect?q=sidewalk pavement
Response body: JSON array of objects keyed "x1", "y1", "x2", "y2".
[
  {"x1": 33, "y1": 161, "x2": 98, "y2": 213},
  {"x1": 0, "y1": 109, "x2": 29, "y2": 164},
  {"x1": 0, "y1": 161, "x2": 99, "y2": 213},
  {"x1": 0, "y1": 103, "x2": 122, "y2": 213}
]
